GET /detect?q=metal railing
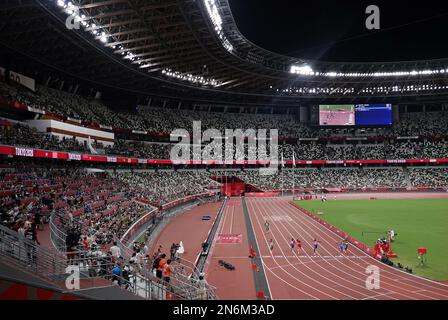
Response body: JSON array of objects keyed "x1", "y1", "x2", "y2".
[
  {"x1": 46, "y1": 192, "x2": 220, "y2": 299},
  {"x1": 1, "y1": 225, "x2": 64, "y2": 276},
  {"x1": 1, "y1": 224, "x2": 218, "y2": 300},
  {"x1": 49, "y1": 211, "x2": 218, "y2": 299}
]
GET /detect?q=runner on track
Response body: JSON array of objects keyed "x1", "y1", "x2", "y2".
[
  {"x1": 290, "y1": 238, "x2": 295, "y2": 251},
  {"x1": 296, "y1": 239, "x2": 302, "y2": 255},
  {"x1": 265, "y1": 220, "x2": 270, "y2": 233},
  {"x1": 312, "y1": 239, "x2": 320, "y2": 255},
  {"x1": 269, "y1": 239, "x2": 274, "y2": 251},
  {"x1": 338, "y1": 241, "x2": 345, "y2": 254},
  {"x1": 343, "y1": 239, "x2": 349, "y2": 253}
]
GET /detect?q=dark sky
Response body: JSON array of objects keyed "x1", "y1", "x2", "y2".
[{"x1": 227, "y1": 0, "x2": 448, "y2": 62}]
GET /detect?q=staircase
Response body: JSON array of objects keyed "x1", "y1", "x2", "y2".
[{"x1": 402, "y1": 167, "x2": 412, "y2": 188}]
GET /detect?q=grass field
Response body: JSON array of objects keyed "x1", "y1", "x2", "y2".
[{"x1": 295, "y1": 198, "x2": 448, "y2": 281}]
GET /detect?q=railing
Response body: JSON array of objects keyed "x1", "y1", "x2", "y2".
[
  {"x1": 0, "y1": 224, "x2": 100, "y2": 291},
  {"x1": 120, "y1": 207, "x2": 159, "y2": 247},
  {"x1": 49, "y1": 213, "x2": 67, "y2": 252},
  {"x1": 47, "y1": 198, "x2": 219, "y2": 299},
  {"x1": 195, "y1": 198, "x2": 227, "y2": 275},
  {"x1": 0, "y1": 224, "x2": 217, "y2": 300}
]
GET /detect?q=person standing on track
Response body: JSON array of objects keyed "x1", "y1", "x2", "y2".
[
  {"x1": 269, "y1": 239, "x2": 274, "y2": 251},
  {"x1": 338, "y1": 241, "x2": 345, "y2": 254},
  {"x1": 265, "y1": 220, "x2": 270, "y2": 233},
  {"x1": 312, "y1": 239, "x2": 320, "y2": 255},
  {"x1": 343, "y1": 239, "x2": 349, "y2": 253},
  {"x1": 296, "y1": 239, "x2": 302, "y2": 255}
]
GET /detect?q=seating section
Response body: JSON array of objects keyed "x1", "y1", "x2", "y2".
[
  {"x1": 1, "y1": 120, "x2": 448, "y2": 161},
  {"x1": 0, "y1": 169, "x2": 155, "y2": 243},
  {"x1": 408, "y1": 168, "x2": 448, "y2": 187},
  {"x1": 114, "y1": 171, "x2": 221, "y2": 206},
  {"x1": 210, "y1": 168, "x2": 409, "y2": 190}
]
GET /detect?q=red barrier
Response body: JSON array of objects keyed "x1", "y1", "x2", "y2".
[{"x1": 221, "y1": 182, "x2": 245, "y2": 196}]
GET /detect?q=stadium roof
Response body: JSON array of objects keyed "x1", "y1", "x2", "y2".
[{"x1": 1, "y1": 0, "x2": 448, "y2": 105}]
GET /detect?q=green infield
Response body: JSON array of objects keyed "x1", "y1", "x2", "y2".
[{"x1": 294, "y1": 198, "x2": 448, "y2": 281}]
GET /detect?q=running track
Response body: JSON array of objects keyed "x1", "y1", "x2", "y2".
[
  {"x1": 206, "y1": 198, "x2": 256, "y2": 300},
  {"x1": 245, "y1": 197, "x2": 448, "y2": 300}
]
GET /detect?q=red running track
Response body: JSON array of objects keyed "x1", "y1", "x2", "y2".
[
  {"x1": 150, "y1": 201, "x2": 222, "y2": 264},
  {"x1": 246, "y1": 197, "x2": 448, "y2": 300},
  {"x1": 206, "y1": 198, "x2": 256, "y2": 300}
]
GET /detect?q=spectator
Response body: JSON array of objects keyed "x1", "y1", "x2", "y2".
[{"x1": 110, "y1": 241, "x2": 121, "y2": 260}]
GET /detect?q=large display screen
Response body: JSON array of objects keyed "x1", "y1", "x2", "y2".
[
  {"x1": 319, "y1": 105, "x2": 355, "y2": 126},
  {"x1": 319, "y1": 104, "x2": 392, "y2": 126},
  {"x1": 355, "y1": 104, "x2": 392, "y2": 125}
]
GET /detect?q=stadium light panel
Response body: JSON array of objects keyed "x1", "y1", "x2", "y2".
[
  {"x1": 290, "y1": 64, "x2": 315, "y2": 76},
  {"x1": 100, "y1": 32, "x2": 108, "y2": 43},
  {"x1": 203, "y1": 0, "x2": 234, "y2": 53},
  {"x1": 290, "y1": 64, "x2": 448, "y2": 79},
  {"x1": 161, "y1": 68, "x2": 221, "y2": 87}
]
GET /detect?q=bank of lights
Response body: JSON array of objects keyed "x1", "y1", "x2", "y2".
[
  {"x1": 162, "y1": 69, "x2": 221, "y2": 87},
  {"x1": 290, "y1": 64, "x2": 448, "y2": 79},
  {"x1": 203, "y1": 0, "x2": 234, "y2": 53},
  {"x1": 273, "y1": 84, "x2": 448, "y2": 96},
  {"x1": 55, "y1": 0, "x2": 220, "y2": 85}
]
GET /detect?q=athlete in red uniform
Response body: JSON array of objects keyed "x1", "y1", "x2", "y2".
[{"x1": 296, "y1": 239, "x2": 302, "y2": 255}]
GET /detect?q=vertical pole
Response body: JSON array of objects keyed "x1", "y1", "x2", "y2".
[
  {"x1": 281, "y1": 169, "x2": 284, "y2": 197},
  {"x1": 293, "y1": 168, "x2": 295, "y2": 198}
]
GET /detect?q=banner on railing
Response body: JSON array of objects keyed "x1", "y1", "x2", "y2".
[
  {"x1": 2, "y1": 144, "x2": 448, "y2": 166},
  {"x1": 9, "y1": 70, "x2": 36, "y2": 92}
]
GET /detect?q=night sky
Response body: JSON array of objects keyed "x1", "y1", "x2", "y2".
[{"x1": 227, "y1": 0, "x2": 448, "y2": 62}]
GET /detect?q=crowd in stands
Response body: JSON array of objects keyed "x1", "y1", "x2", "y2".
[
  {"x1": 214, "y1": 168, "x2": 409, "y2": 190},
  {"x1": 391, "y1": 112, "x2": 448, "y2": 137},
  {"x1": 106, "y1": 140, "x2": 171, "y2": 159},
  {"x1": 2, "y1": 119, "x2": 448, "y2": 161},
  {"x1": 279, "y1": 140, "x2": 448, "y2": 161},
  {"x1": 2, "y1": 80, "x2": 448, "y2": 140},
  {"x1": 408, "y1": 168, "x2": 448, "y2": 187},
  {"x1": 114, "y1": 171, "x2": 221, "y2": 206},
  {"x1": 0, "y1": 120, "x2": 104, "y2": 152},
  {"x1": 0, "y1": 167, "x2": 218, "y2": 247},
  {"x1": 0, "y1": 168, "x2": 155, "y2": 246},
  {"x1": 2, "y1": 80, "x2": 448, "y2": 162}
]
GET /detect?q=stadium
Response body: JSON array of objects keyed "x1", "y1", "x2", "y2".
[{"x1": 0, "y1": 0, "x2": 448, "y2": 303}]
